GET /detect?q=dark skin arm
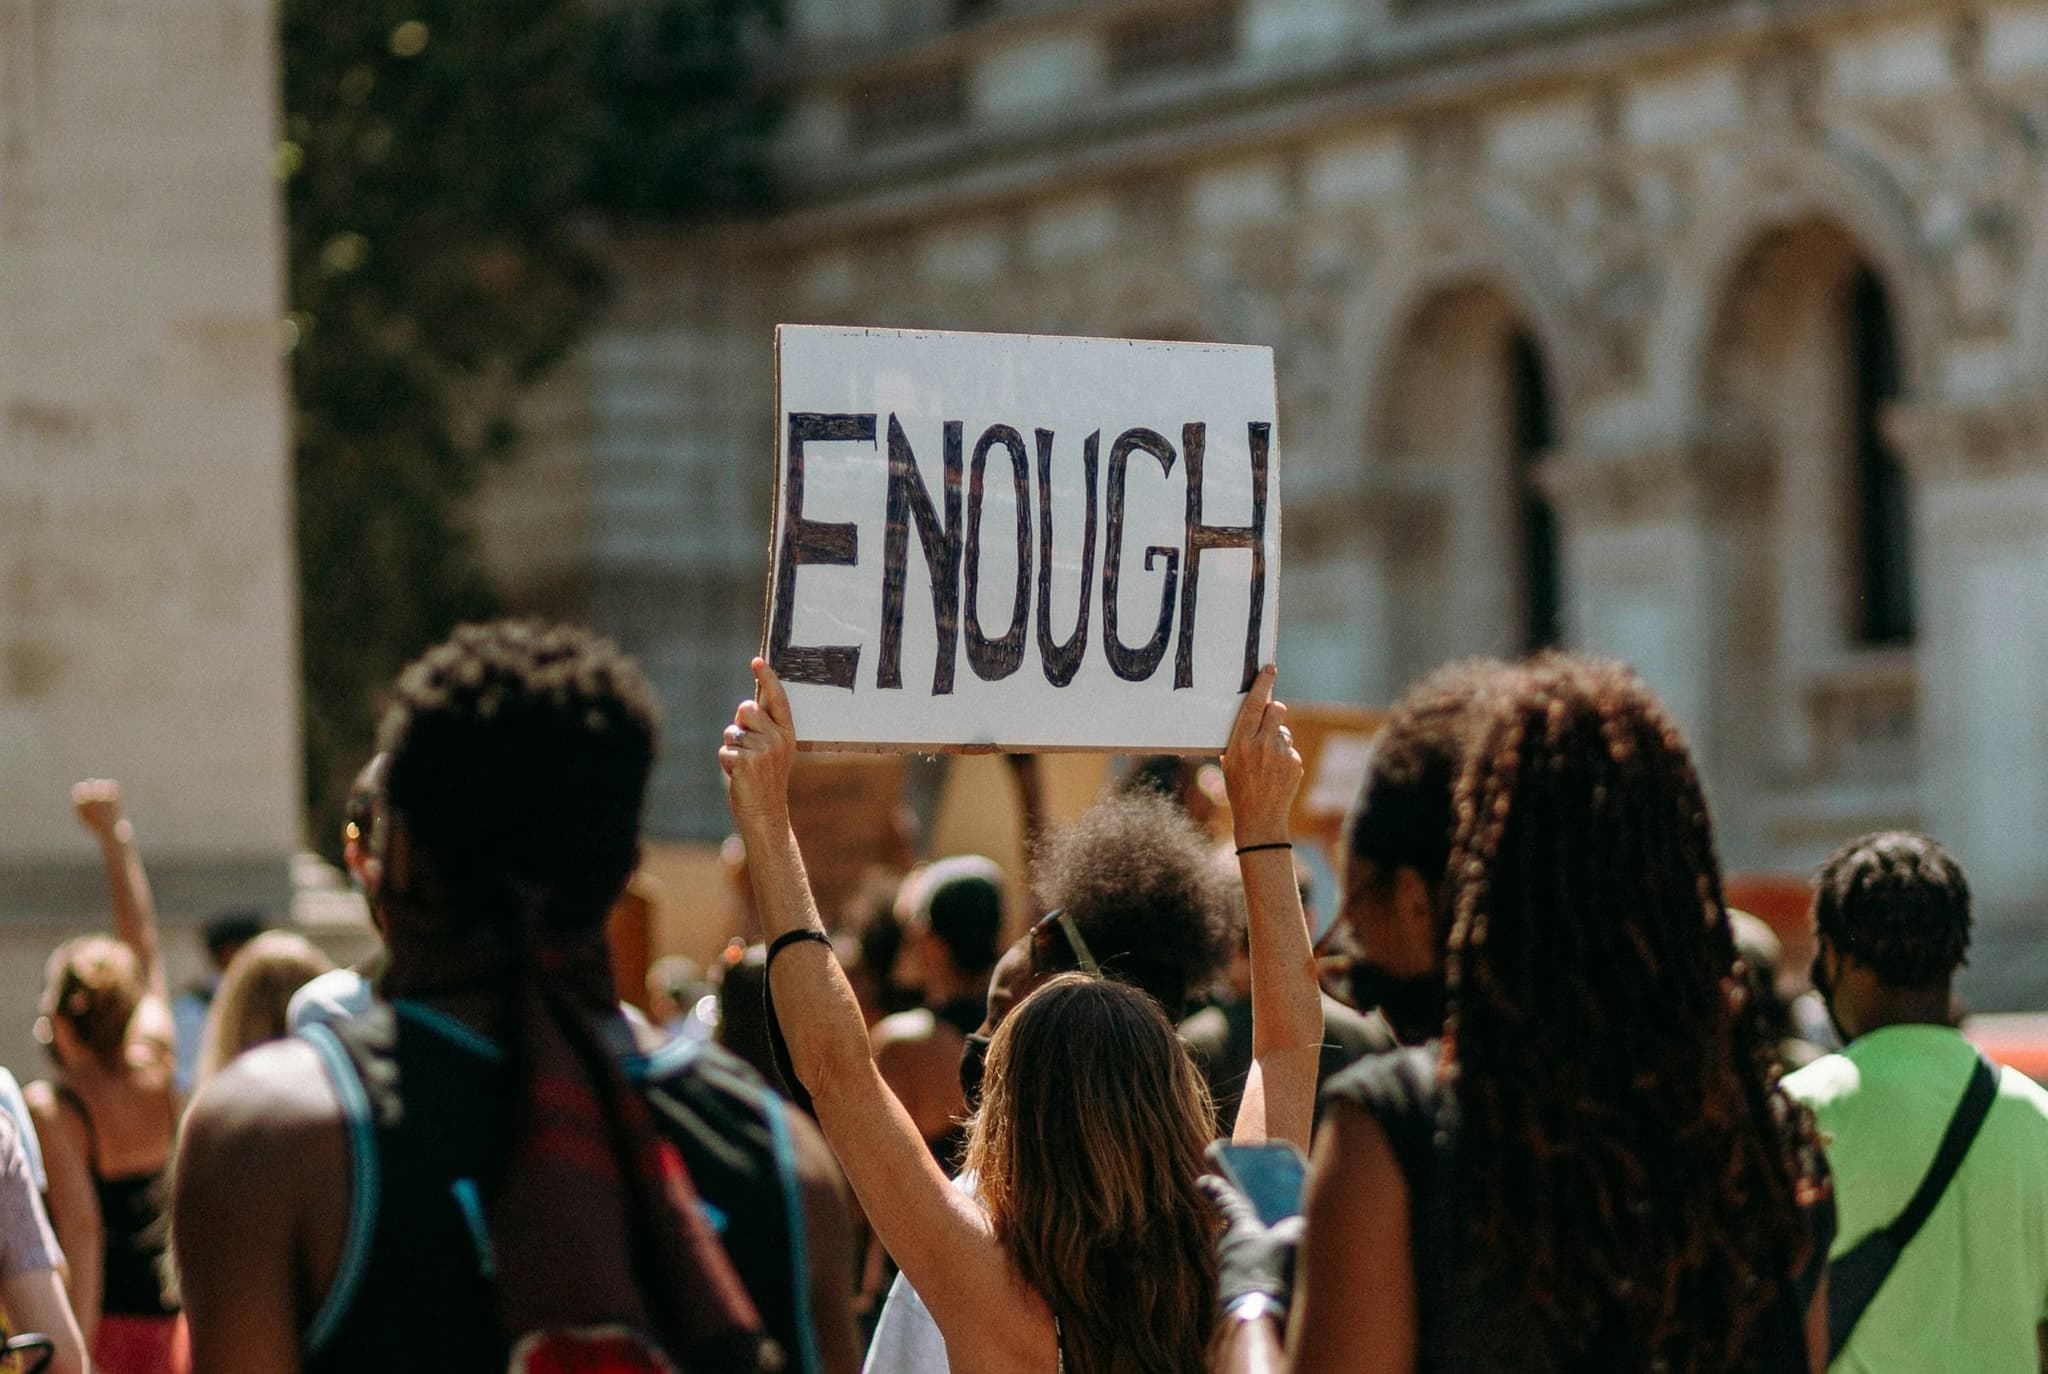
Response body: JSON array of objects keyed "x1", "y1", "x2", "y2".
[
  {"x1": 1214, "y1": 1102, "x2": 1831, "y2": 1374},
  {"x1": 785, "y1": 1107, "x2": 864, "y2": 1374},
  {"x1": 172, "y1": 1039, "x2": 349, "y2": 1374},
  {"x1": 1806, "y1": 1273, "x2": 1829, "y2": 1374}
]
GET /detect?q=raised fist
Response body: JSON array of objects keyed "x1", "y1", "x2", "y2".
[{"x1": 71, "y1": 779, "x2": 126, "y2": 841}]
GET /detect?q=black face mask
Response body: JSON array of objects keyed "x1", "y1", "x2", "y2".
[
  {"x1": 959, "y1": 1031, "x2": 993, "y2": 1111},
  {"x1": 1342, "y1": 961, "x2": 1445, "y2": 1045}
]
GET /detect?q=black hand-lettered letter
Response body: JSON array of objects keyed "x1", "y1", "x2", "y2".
[
  {"x1": 964, "y1": 424, "x2": 1032, "y2": 681},
  {"x1": 1102, "y1": 428, "x2": 1180, "y2": 683},
  {"x1": 878, "y1": 416, "x2": 964, "y2": 694},
  {"x1": 1174, "y1": 420, "x2": 1269, "y2": 692},
  {"x1": 1035, "y1": 428, "x2": 1098, "y2": 688},
  {"x1": 770, "y1": 412, "x2": 871, "y2": 689}
]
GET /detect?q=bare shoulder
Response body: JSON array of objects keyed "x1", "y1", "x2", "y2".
[
  {"x1": 130, "y1": 994, "x2": 178, "y2": 1069},
  {"x1": 180, "y1": 1039, "x2": 345, "y2": 1177},
  {"x1": 21, "y1": 1078, "x2": 58, "y2": 1121},
  {"x1": 176, "y1": 1038, "x2": 351, "y2": 1289},
  {"x1": 177, "y1": 1039, "x2": 349, "y2": 1374},
  {"x1": 870, "y1": 1007, "x2": 937, "y2": 1055},
  {"x1": 1310, "y1": 1098, "x2": 1402, "y2": 1204},
  {"x1": 20, "y1": 1079, "x2": 84, "y2": 1152}
]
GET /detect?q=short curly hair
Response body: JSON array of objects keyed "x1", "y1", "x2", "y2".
[
  {"x1": 1813, "y1": 831, "x2": 1971, "y2": 986},
  {"x1": 378, "y1": 619, "x2": 660, "y2": 930},
  {"x1": 1032, "y1": 791, "x2": 1231, "y2": 1018}
]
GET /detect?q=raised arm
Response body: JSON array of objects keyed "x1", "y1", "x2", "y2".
[
  {"x1": 1221, "y1": 667, "x2": 1320, "y2": 1152},
  {"x1": 720, "y1": 660, "x2": 1051, "y2": 1366},
  {"x1": 72, "y1": 781, "x2": 172, "y2": 1026}
]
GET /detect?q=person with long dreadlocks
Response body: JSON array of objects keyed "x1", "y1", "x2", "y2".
[
  {"x1": 173, "y1": 621, "x2": 863, "y2": 1374},
  {"x1": 1207, "y1": 653, "x2": 1834, "y2": 1374}
]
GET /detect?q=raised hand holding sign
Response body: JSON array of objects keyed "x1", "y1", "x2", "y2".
[{"x1": 765, "y1": 326, "x2": 1282, "y2": 753}]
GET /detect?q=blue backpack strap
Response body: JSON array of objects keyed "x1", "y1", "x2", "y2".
[
  {"x1": 633, "y1": 1038, "x2": 823, "y2": 1374},
  {"x1": 298, "y1": 1022, "x2": 382, "y2": 1354}
]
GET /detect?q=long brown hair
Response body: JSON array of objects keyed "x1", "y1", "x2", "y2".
[
  {"x1": 964, "y1": 974, "x2": 1217, "y2": 1374},
  {"x1": 1443, "y1": 654, "x2": 1819, "y2": 1370}
]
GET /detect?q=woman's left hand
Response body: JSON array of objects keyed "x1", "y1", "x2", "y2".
[
  {"x1": 1222, "y1": 664, "x2": 1303, "y2": 848},
  {"x1": 719, "y1": 657, "x2": 797, "y2": 829}
]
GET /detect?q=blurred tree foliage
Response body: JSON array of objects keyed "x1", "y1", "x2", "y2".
[{"x1": 282, "y1": 0, "x2": 780, "y2": 853}]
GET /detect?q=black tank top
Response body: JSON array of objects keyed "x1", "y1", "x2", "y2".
[
  {"x1": 52, "y1": 1085, "x2": 175, "y2": 1318},
  {"x1": 298, "y1": 1001, "x2": 824, "y2": 1373},
  {"x1": 1320, "y1": 1045, "x2": 1830, "y2": 1374}
]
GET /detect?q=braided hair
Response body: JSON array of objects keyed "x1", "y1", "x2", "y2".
[{"x1": 1443, "y1": 654, "x2": 1820, "y2": 1370}]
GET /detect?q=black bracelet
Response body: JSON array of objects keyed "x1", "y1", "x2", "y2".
[
  {"x1": 766, "y1": 927, "x2": 832, "y2": 970},
  {"x1": 1234, "y1": 841, "x2": 1293, "y2": 857}
]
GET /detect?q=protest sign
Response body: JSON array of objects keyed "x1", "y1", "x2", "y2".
[{"x1": 765, "y1": 325, "x2": 1281, "y2": 752}]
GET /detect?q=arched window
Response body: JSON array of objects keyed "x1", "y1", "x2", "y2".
[
  {"x1": 1850, "y1": 267, "x2": 1912, "y2": 644},
  {"x1": 1373, "y1": 284, "x2": 1560, "y2": 690},
  {"x1": 1510, "y1": 329, "x2": 1561, "y2": 650}
]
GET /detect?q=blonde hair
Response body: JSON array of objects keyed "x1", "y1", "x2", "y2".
[
  {"x1": 43, "y1": 936, "x2": 145, "y2": 1064},
  {"x1": 963, "y1": 974, "x2": 1218, "y2": 1374},
  {"x1": 196, "y1": 931, "x2": 333, "y2": 1087}
]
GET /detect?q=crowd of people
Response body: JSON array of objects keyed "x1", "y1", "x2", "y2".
[{"x1": 1, "y1": 616, "x2": 2044, "y2": 1374}]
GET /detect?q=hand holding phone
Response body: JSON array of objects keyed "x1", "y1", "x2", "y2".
[{"x1": 1208, "y1": 1140, "x2": 1309, "y2": 1226}]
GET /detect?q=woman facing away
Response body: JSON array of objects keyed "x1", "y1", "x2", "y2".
[
  {"x1": 24, "y1": 780, "x2": 187, "y2": 1374},
  {"x1": 722, "y1": 659, "x2": 1321, "y2": 1374},
  {"x1": 1211, "y1": 654, "x2": 1833, "y2": 1374}
]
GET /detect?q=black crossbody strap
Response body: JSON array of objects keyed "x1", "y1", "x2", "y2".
[
  {"x1": 1826, "y1": 1052, "x2": 2000, "y2": 1361},
  {"x1": 1884, "y1": 1053, "x2": 2000, "y2": 1247}
]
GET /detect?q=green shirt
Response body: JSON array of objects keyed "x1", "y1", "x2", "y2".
[{"x1": 1785, "y1": 1024, "x2": 2048, "y2": 1373}]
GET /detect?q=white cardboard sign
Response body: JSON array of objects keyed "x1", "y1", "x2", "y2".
[{"x1": 764, "y1": 325, "x2": 1281, "y2": 752}]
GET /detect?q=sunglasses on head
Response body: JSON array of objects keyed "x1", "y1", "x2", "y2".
[{"x1": 1028, "y1": 908, "x2": 1101, "y2": 977}]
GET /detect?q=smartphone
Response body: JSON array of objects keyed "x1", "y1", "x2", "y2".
[{"x1": 1209, "y1": 1141, "x2": 1309, "y2": 1226}]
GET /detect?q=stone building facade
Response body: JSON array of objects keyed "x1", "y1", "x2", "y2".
[
  {"x1": 0, "y1": 0, "x2": 299, "y2": 919},
  {"x1": 489, "y1": 0, "x2": 2048, "y2": 1004}
]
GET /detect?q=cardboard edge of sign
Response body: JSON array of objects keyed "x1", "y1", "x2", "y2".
[
  {"x1": 760, "y1": 326, "x2": 787, "y2": 671},
  {"x1": 760, "y1": 322, "x2": 1281, "y2": 760},
  {"x1": 794, "y1": 739, "x2": 1229, "y2": 756},
  {"x1": 780, "y1": 321, "x2": 1277, "y2": 357}
]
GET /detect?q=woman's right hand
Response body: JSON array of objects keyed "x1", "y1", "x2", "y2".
[
  {"x1": 1222, "y1": 665, "x2": 1303, "y2": 848},
  {"x1": 719, "y1": 658, "x2": 797, "y2": 830}
]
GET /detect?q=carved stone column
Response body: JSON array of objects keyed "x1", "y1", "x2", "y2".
[
  {"x1": 1535, "y1": 431, "x2": 1775, "y2": 858},
  {"x1": 1886, "y1": 387, "x2": 2048, "y2": 958}
]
